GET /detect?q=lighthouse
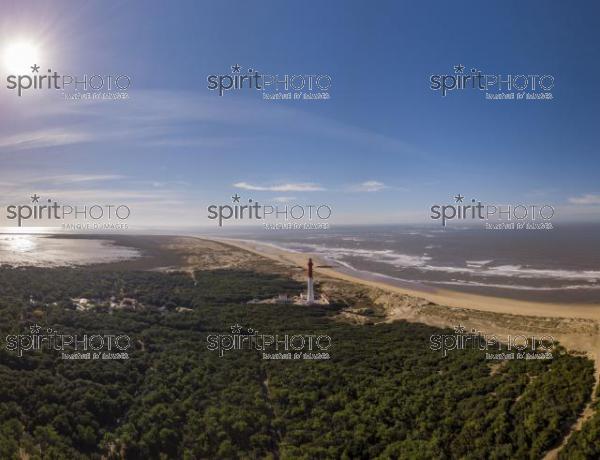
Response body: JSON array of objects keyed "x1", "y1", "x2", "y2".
[{"x1": 307, "y1": 258, "x2": 315, "y2": 304}]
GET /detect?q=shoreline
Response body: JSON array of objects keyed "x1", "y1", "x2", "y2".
[
  {"x1": 204, "y1": 236, "x2": 600, "y2": 321},
  {"x1": 202, "y1": 235, "x2": 600, "y2": 393}
]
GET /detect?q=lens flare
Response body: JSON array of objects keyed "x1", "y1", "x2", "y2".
[{"x1": 3, "y1": 41, "x2": 40, "y2": 74}]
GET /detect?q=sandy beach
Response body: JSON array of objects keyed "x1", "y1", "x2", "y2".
[{"x1": 147, "y1": 234, "x2": 600, "y2": 363}]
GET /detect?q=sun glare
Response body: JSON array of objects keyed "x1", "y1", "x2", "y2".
[{"x1": 3, "y1": 41, "x2": 40, "y2": 74}]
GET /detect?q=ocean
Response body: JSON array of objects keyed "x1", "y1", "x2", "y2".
[
  {"x1": 206, "y1": 223, "x2": 600, "y2": 303},
  {"x1": 0, "y1": 234, "x2": 140, "y2": 267}
]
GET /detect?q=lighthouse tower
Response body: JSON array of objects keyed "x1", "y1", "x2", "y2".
[{"x1": 307, "y1": 258, "x2": 315, "y2": 304}]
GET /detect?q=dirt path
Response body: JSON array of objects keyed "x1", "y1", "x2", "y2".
[
  {"x1": 259, "y1": 366, "x2": 281, "y2": 459},
  {"x1": 543, "y1": 345, "x2": 600, "y2": 460}
]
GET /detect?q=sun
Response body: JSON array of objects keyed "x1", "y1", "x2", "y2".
[{"x1": 3, "y1": 41, "x2": 40, "y2": 74}]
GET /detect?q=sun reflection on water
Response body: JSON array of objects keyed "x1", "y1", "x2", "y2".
[{"x1": 2, "y1": 235, "x2": 37, "y2": 253}]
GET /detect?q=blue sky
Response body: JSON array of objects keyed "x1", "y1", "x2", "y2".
[{"x1": 1, "y1": 0, "x2": 599, "y2": 227}]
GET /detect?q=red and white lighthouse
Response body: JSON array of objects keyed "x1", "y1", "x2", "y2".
[{"x1": 307, "y1": 258, "x2": 315, "y2": 304}]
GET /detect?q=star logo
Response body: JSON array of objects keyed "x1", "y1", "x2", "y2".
[
  {"x1": 31, "y1": 64, "x2": 40, "y2": 73},
  {"x1": 30, "y1": 324, "x2": 42, "y2": 334},
  {"x1": 454, "y1": 194, "x2": 465, "y2": 203},
  {"x1": 454, "y1": 324, "x2": 466, "y2": 334},
  {"x1": 231, "y1": 64, "x2": 241, "y2": 73},
  {"x1": 454, "y1": 64, "x2": 465, "y2": 74},
  {"x1": 31, "y1": 194, "x2": 40, "y2": 203},
  {"x1": 230, "y1": 324, "x2": 242, "y2": 334},
  {"x1": 232, "y1": 193, "x2": 241, "y2": 203}
]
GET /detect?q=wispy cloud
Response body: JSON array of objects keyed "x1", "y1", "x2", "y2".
[
  {"x1": 233, "y1": 182, "x2": 325, "y2": 192},
  {"x1": 0, "y1": 188, "x2": 176, "y2": 202},
  {"x1": 272, "y1": 196, "x2": 297, "y2": 203},
  {"x1": 0, "y1": 129, "x2": 91, "y2": 151},
  {"x1": 568, "y1": 194, "x2": 600, "y2": 205},
  {"x1": 0, "y1": 173, "x2": 126, "y2": 189},
  {"x1": 1, "y1": 90, "x2": 423, "y2": 158},
  {"x1": 350, "y1": 180, "x2": 388, "y2": 192},
  {"x1": 44, "y1": 174, "x2": 125, "y2": 184},
  {"x1": 0, "y1": 171, "x2": 182, "y2": 204}
]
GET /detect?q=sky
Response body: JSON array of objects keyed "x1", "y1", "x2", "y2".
[{"x1": 0, "y1": 0, "x2": 599, "y2": 228}]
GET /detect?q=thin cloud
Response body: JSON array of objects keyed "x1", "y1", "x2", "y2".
[
  {"x1": 0, "y1": 189, "x2": 173, "y2": 202},
  {"x1": 44, "y1": 174, "x2": 125, "y2": 184},
  {"x1": 568, "y1": 194, "x2": 600, "y2": 205},
  {"x1": 1, "y1": 90, "x2": 422, "y2": 158},
  {"x1": 351, "y1": 180, "x2": 388, "y2": 192},
  {"x1": 0, "y1": 129, "x2": 91, "y2": 151},
  {"x1": 233, "y1": 182, "x2": 325, "y2": 192},
  {"x1": 272, "y1": 196, "x2": 297, "y2": 203}
]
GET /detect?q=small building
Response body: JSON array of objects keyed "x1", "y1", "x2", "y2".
[{"x1": 277, "y1": 294, "x2": 292, "y2": 304}]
